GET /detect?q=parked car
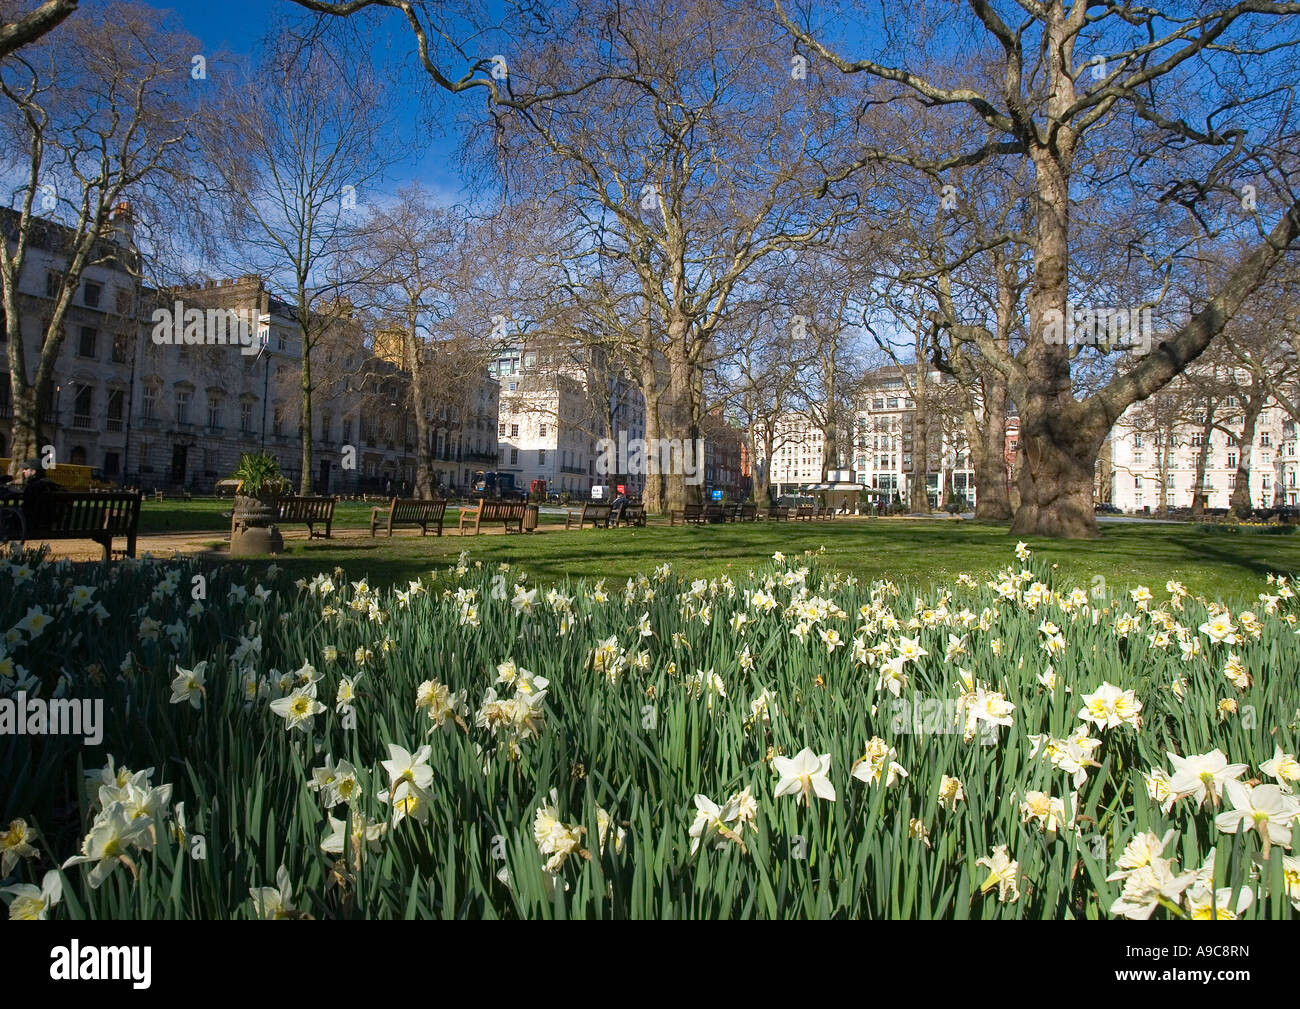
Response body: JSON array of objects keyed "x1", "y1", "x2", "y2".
[{"x1": 1094, "y1": 502, "x2": 1121, "y2": 514}]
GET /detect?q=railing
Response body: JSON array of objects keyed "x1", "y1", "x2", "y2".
[
  {"x1": 106, "y1": 418, "x2": 123, "y2": 432},
  {"x1": 72, "y1": 414, "x2": 92, "y2": 429}
]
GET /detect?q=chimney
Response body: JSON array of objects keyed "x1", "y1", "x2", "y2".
[{"x1": 108, "y1": 202, "x2": 135, "y2": 248}]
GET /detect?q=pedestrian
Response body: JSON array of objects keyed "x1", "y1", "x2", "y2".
[{"x1": 18, "y1": 459, "x2": 63, "y2": 534}]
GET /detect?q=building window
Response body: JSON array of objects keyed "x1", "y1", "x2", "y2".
[
  {"x1": 539, "y1": 423, "x2": 547, "y2": 438},
  {"x1": 208, "y1": 396, "x2": 220, "y2": 429},
  {"x1": 499, "y1": 422, "x2": 506, "y2": 437},
  {"x1": 1264, "y1": 474, "x2": 1272, "y2": 490},
  {"x1": 83, "y1": 281, "x2": 102, "y2": 308},
  {"x1": 107, "y1": 389, "x2": 124, "y2": 431},
  {"x1": 142, "y1": 386, "x2": 157, "y2": 420},
  {"x1": 112, "y1": 332, "x2": 128, "y2": 363},
  {"x1": 1261, "y1": 432, "x2": 1272, "y2": 447},
  {"x1": 1228, "y1": 452, "x2": 1237, "y2": 468},
  {"x1": 1133, "y1": 433, "x2": 1143, "y2": 449},
  {"x1": 175, "y1": 389, "x2": 190, "y2": 424},
  {"x1": 538, "y1": 449, "x2": 546, "y2": 465},
  {"x1": 73, "y1": 384, "x2": 92, "y2": 428},
  {"x1": 45, "y1": 270, "x2": 64, "y2": 297},
  {"x1": 1135, "y1": 476, "x2": 1143, "y2": 489},
  {"x1": 510, "y1": 423, "x2": 519, "y2": 438},
  {"x1": 240, "y1": 401, "x2": 253, "y2": 433},
  {"x1": 273, "y1": 406, "x2": 283, "y2": 436},
  {"x1": 78, "y1": 326, "x2": 97, "y2": 358},
  {"x1": 277, "y1": 331, "x2": 287, "y2": 351}
]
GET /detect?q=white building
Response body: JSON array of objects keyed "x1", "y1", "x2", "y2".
[
  {"x1": 852, "y1": 367, "x2": 976, "y2": 508},
  {"x1": 1107, "y1": 390, "x2": 1299, "y2": 511},
  {"x1": 492, "y1": 343, "x2": 645, "y2": 497},
  {"x1": 765, "y1": 412, "x2": 825, "y2": 492}
]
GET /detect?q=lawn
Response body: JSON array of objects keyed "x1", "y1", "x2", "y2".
[{"x1": 171, "y1": 514, "x2": 1300, "y2": 606}]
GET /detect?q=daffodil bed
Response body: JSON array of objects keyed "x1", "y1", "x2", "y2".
[{"x1": 1, "y1": 543, "x2": 1298, "y2": 920}]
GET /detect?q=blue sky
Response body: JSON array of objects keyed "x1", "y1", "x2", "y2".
[{"x1": 104, "y1": 0, "x2": 476, "y2": 204}]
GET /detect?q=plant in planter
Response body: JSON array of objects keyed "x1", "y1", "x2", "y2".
[{"x1": 229, "y1": 453, "x2": 291, "y2": 556}]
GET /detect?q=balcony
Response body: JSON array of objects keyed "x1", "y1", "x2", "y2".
[
  {"x1": 72, "y1": 414, "x2": 92, "y2": 429},
  {"x1": 106, "y1": 417, "x2": 123, "y2": 432}
]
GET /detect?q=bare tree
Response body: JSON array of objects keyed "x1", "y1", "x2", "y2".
[
  {"x1": 0, "y1": 2, "x2": 203, "y2": 473},
  {"x1": 780, "y1": 0, "x2": 1300, "y2": 537},
  {"x1": 0, "y1": 0, "x2": 77, "y2": 61},
  {"x1": 200, "y1": 38, "x2": 396, "y2": 493}
]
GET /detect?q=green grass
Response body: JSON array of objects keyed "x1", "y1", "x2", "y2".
[{"x1": 166, "y1": 517, "x2": 1300, "y2": 606}]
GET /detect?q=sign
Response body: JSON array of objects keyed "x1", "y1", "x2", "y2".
[{"x1": 711, "y1": 489, "x2": 723, "y2": 501}]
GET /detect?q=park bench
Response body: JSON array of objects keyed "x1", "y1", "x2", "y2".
[
  {"x1": 814, "y1": 504, "x2": 835, "y2": 520},
  {"x1": 704, "y1": 502, "x2": 727, "y2": 523},
  {"x1": 766, "y1": 504, "x2": 791, "y2": 521},
  {"x1": 795, "y1": 504, "x2": 816, "y2": 521},
  {"x1": 612, "y1": 502, "x2": 647, "y2": 527},
  {"x1": 370, "y1": 498, "x2": 448, "y2": 537},
  {"x1": 278, "y1": 494, "x2": 336, "y2": 538},
  {"x1": 738, "y1": 502, "x2": 757, "y2": 522},
  {"x1": 0, "y1": 490, "x2": 141, "y2": 561},
  {"x1": 460, "y1": 500, "x2": 537, "y2": 535},
  {"x1": 723, "y1": 502, "x2": 742, "y2": 522},
  {"x1": 566, "y1": 502, "x2": 613, "y2": 529},
  {"x1": 669, "y1": 502, "x2": 706, "y2": 525}
]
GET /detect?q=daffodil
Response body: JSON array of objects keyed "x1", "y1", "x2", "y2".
[
  {"x1": 1, "y1": 869, "x2": 62, "y2": 920},
  {"x1": 169, "y1": 661, "x2": 207, "y2": 710},
  {"x1": 1167, "y1": 749, "x2": 1248, "y2": 809},
  {"x1": 1260, "y1": 746, "x2": 1300, "y2": 791},
  {"x1": 269, "y1": 682, "x2": 326, "y2": 732},
  {"x1": 0, "y1": 818, "x2": 38, "y2": 874},
  {"x1": 772, "y1": 747, "x2": 836, "y2": 805},
  {"x1": 1214, "y1": 781, "x2": 1299, "y2": 855},
  {"x1": 62, "y1": 802, "x2": 150, "y2": 888},
  {"x1": 249, "y1": 865, "x2": 297, "y2": 919},
  {"x1": 976, "y1": 845, "x2": 1020, "y2": 903}
]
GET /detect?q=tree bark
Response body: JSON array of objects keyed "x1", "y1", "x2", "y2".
[{"x1": 1230, "y1": 398, "x2": 1263, "y2": 517}]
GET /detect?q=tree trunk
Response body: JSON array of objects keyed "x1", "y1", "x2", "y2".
[
  {"x1": 299, "y1": 325, "x2": 313, "y2": 495},
  {"x1": 408, "y1": 331, "x2": 435, "y2": 499},
  {"x1": 1015, "y1": 144, "x2": 1098, "y2": 537},
  {"x1": 7, "y1": 383, "x2": 38, "y2": 476},
  {"x1": 1230, "y1": 398, "x2": 1263, "y2": 517},
  {"x1": 639, "y1": 348, "x2": 663, "y2": 513},
  {"x1": 1190, "y1": 404, "x2": 1215, "y2": 519},
  {"x1": 973, "y1": 378, "x2": 1011, "y2": 519}
]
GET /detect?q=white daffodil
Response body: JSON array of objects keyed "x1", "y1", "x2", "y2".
[
  {"x1": 1167, "y1": 749, "x2": 1249, "y2": 809},
  {"x1": 976, "y1": 845, "x2": 1020, "y2": 903},
  {"x1": 249, "y1": 865, "x2": 296, "y2": 919},
  {"x1": 772, "y1": 747, "x2": 836, "y2": 805},
  {"x1": 269, "y1": 682, "x2": 326, "y2": 732},
  {"x1": 1260, "y1": 746, "x2": 1300, "y2": 791},
  {"x1": 62, "y1": 803, "x2": 150, "y2": 888},
  {"x1": 1, "y1": 869, "x2": 62, "y2": 920},
  {"x1": 1078, "y1": 681, "x2": 1142, "y2": 730},
  {"x1": 1214, "y1": 781, "x2": 1299, "y2": 855},
  {"x1": 938, "y1": 775, "x2": 966, "y2": 811},
  {"x1": 1, "y1": 818, "x2": 38, "y2": 875},
  {"x1": 1185, "y1": 885, "x2": 1253, "y2": 920},
  {"x1": 169, "y1": 661, "x2": 207, "y2": 710}
]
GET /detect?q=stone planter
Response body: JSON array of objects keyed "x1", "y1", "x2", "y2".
[{"x1": 230, "y1": 491, "x2": 284, "y2": 556}]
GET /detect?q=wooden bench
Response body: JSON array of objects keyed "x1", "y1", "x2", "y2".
[
  {"x1": 370, "y1": 498, "x2": 447, "y2": 537},
  {"x1": 766, "y1": 505, "x2": 792, "y2": 521},
  {"x1": 722, "y1": 502, "x2": 742, "y2": 522},
  {"x1": 612, "y1": 503, "x2": 646, "y2": 527},
  {"x1": 704, "y1": 502, "x2": 726, "y2": 523},
  {"x1": 279, "y1": 494, "x2": 336, "y2": 538},
  {"x1": 669, "y1": 502, "x2": 706, "y2": 525},
  {"x1": 795, "y1": 504, "x2": 816, "y2": 521},
  {"x1": 566, "y1": 502, "x2": 613, "y2": 529},
  {"x1": 459, "y1": 500, "x2": 537, "y2": 535},
  {"x1": 738, "y1": 502, "x2": 757, "y2": 521},
  {"x1": 0, "y1": 490, "x2": 141, "y2": 561}
]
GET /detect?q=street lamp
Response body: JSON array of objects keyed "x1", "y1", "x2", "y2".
[{"x1": 252, "y1": 314, "x2": 272, "y2": 454}]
